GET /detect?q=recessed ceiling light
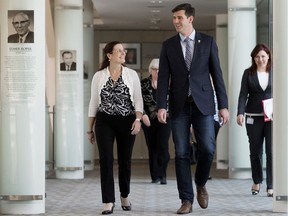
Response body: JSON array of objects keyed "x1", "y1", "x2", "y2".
[
  {"x1": 150, "y1": 9, "x2": 160, "y2": 13},
  {"x1": 150, "y1": 0, "x2": 162, "y2": 4}
]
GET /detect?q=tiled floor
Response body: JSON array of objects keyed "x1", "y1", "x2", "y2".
[{"x1": 36, "y1": 161, "x2": 286, "y2": 215}]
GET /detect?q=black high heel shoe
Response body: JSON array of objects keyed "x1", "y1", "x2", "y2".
[
  {"x1": 251, "y1": 184, "x2": 260, "y2": 195},
  {"x1": 120, "y1": 196, "x2": 132, "y2": 211},
  {"x1": 102, "y1": 203, "x2": 115, "y2": 215},
  {"x1": 267, "y1": 189, "x2": 273, "y2": 197}
]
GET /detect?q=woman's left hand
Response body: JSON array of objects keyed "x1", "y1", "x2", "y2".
[{"x1": 131, "y1": 119, "x2": 141, "y2": 135}]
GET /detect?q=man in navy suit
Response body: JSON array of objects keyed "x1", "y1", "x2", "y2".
[
  {"x1": 8, "y1": 12, "x2": 34, "y2": 43},
  {"x1": 157, "y1": 3, "x2": 229, "y2": 214}
]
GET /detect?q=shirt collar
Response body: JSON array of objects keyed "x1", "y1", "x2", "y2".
[
  {"x1": 19, "y1": 31, "x2": 30, "y2": 42},
  {"x1": 179, "y1": 29, "x2": 196, "y2": 42}
]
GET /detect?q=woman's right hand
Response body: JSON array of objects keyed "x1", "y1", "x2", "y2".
[
  {"x1": 87, "y1": 131, "x2": 96, "y2": 144},
  {"x1": 236, "y1": 114, "x2": 244, "y2": 126}
]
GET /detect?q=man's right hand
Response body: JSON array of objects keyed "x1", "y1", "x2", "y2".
[{"x1": 157, "y1": 108, "x2": 167, "y2": 124}]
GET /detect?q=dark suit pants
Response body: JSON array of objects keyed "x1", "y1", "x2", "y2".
[{"x1": 246, "y1": 116, "x2": 272, "y2": 189}]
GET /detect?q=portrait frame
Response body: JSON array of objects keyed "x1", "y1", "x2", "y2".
[
  {"x1": 60, "y1": 50, "x2": 77, "y2": 71},
  {"x1": 99, "y1": 43, "x2": 141, "y2": 70},
  {"x1": 8, "y1": 10, "x2": 35, "y2": 43}
]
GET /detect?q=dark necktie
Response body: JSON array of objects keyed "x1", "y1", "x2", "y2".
[
  {"x1": 185, "y1": 38, "x2": 193, "y2": 96},
  {"x1": 19, "y1": 37, "x2": 23, "y2": 43}
]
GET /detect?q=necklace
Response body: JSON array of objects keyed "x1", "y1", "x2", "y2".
[
  {"x1": 109, "y1": 67, "x2": 122, "y2": 82},
  {"x1": 111, "y1": 74, "x2": 121, "y2": 82}
]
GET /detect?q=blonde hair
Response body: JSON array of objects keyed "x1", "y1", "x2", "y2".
[{"x1": 148, "y1": 58, "x2": 159, "y2": 74}]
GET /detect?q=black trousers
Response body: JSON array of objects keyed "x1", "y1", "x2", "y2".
[
  {"x1": 142, "y1": 118, "x2": 171, "y2": 180},
  {"x1": 95, "y1": 112, "x2": 136, "y2": 203},
  {"x1": 245, "y1": 116, "x2": 272, "y2": 189}
]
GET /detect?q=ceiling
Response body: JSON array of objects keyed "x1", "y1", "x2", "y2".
[{"x1": 91, "y1": 0, "x2": 228, "y2": 31}]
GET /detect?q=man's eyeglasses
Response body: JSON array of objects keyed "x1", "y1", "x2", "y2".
[
  {"x1": 112, "y1": 49, "x2": 127, "y2": 54},
  {"x1": 12, "y1": 20, "x2": 29, "y2": 26}
]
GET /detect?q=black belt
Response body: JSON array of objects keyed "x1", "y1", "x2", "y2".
[{"x1": 186, "y1": 96, "x2": 194, "y2": 102}]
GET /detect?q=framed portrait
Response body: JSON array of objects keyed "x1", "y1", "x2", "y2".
[
  {"x1": 8, "y1": 10, "x2": 34, "y2": 43},
  {"x1": 60, "y1": 50, "x2": 77, "y2": 71},
  {"x1": 99, "y1": 43, "x2": 141, "y2": 70}
]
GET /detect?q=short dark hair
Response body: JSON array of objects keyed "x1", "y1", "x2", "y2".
[
  {"x1": 62, "y1": 50, "x2": 73, "y2": 57},
  {"x1": 172, "y1": 3, "x2": 195, "y2": 18}
]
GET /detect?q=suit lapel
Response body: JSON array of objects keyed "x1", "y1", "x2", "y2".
[
  {"x1": 171, "y1": 35, "x2": 187, "y2": 70},
  {"x1": 252, "y1": 72, "x2": 262, "y2": 91},
  {"x1": 253, "y1": 71, "x2": 272, "y2": 92},
  {"x1": 192, "y1": 32, "x2": 202, "y2": 63},
  {"x1": 173, "y1": 35, "x2": 185, "y2": 60}
]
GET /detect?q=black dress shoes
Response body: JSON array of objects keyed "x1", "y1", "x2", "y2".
[
  {"x1": 102, "y1": 203, "x2": 115, "y2": 215},
  {"x1": 176, "y1": 200, "x2": 192, "y2": 214},
  {"x1": 160, "y1": 177, "x2": 167, "y2": 184},
  {"x1": 196, "y1": 185, "x2": 209, "y2": 209},
  {"x1": 151, "y1": 178, "x2": 160, "y2": 183}
]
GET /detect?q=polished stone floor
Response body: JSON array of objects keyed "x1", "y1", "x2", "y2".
[{"x1": 9, "y1": 160, "x2": 287, "y2": 216}]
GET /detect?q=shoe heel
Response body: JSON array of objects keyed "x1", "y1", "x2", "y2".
[
  {"x1": 251, "y1": 184, "x2": 260, "y2": 195},
  {"x1": 267, "y1": 189, "x2": 273, "y2": 197},
  {"x1": 120, "y1": 196, "x2": 132, "y2": 211},
  {"x1": 101, "y1": 203, "x2": 115, "y2": 215}
]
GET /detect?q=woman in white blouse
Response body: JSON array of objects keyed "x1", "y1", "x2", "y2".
[{"x1": 87, "y1": 41, "x2": 143, "y2": 214}]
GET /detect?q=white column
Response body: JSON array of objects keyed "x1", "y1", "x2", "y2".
[
  {"x1": 45, "y1": 0, "x2": 56, "y2": 174},
  {"x1": 215, "y1": 14, "x2": 229, "y2": 169},
  {"x1": 228, "y1": 0, "x2": 256, "y2": 178},
  {"x1": 0, "y1": 0, "x2": 45, "y2": 214},
  {"x1": 83, "y1": 0, "x2": 95, "y2": 170},
  {"x1": 54, "y1": 0, "x2": 84, "y2": 179},
  {"x1": 272, "y1": 0, "x2": 288, "y2": 212}
]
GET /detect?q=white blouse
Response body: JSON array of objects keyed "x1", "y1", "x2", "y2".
[{"x1": 257, "y1": 71, "x2": 269, "y2": 91}]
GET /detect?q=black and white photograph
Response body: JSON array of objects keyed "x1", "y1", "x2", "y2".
[
  {"x1": 8, "y1": 10, "x2": 34, "y2": 43},
  {"x1": 60, "y1": 50, "x2": 77, "y2": 71}
]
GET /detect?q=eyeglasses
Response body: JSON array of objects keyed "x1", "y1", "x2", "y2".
[
  {"x1": 12, "y1": 20, "x2": 29, "y2": 26},
  {"x1": 151, "y1": 67, "x2": 159, "y2": 71},
  {"x1": 112, "y1": 49, "x2": 127, "y2": 54}
]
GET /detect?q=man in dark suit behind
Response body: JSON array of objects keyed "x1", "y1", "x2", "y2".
[
  {"x1": 156, "y1": 3, "x2": 230, "y2": 214},
  {"x1": 8, "y1": 12, "x2": 34, "y2": 43},
  {"x1": 60, "y1": 51, "x2": 77, "y2": 71}
]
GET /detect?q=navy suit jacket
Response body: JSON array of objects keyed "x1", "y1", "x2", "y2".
[
  {"x1": 157, "y1": 32, "x2": 228, "y2": 117},
  {"x1": 237, "y1": 69, "x2": 272, "y2": 115},
  {"x1": 8, "y1": 31, "x2": 34, "y2": 43}
]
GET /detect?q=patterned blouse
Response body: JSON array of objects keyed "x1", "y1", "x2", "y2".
[
  {"x1": 98, "y1": 76, "x2": 135, "y2": 116},
  {"x1": 88, "y1": 66, "x2": 143, "y2": 117},
  {"x1": 141, "y1": 75, "x2": 169, "y2": 119}
]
